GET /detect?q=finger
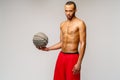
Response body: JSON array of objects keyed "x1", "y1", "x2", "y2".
[
  {"x1": 73, "y1": 70, "x2": 77, "y2": 74},
  {"x1": 72, "y1": 67, "x2": 75, "y2": 72},
  {"x1": 73, "y1": 70, "x2": 79, "y2": 75},
  {"x1": 36, "y1": 46, "x2": 39, "y2": 49},
  {"x1": 72, "y1": 67, "x2": 76, "y2": 74},
  {"x1": 72, "y1": 68, "x2": 80, "y2": 74}
]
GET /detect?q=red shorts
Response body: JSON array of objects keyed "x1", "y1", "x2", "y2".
[{"x1": 54, "y1": 51, "x2": 80, "y2": 80}]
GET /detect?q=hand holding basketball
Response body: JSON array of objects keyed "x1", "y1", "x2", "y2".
[{"x1": 37, "y1": 47, "x2": 49, "y2": 51}]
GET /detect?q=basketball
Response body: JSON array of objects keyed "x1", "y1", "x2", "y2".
[{"x1": 33, "y1": 32, "x2": 48, "y2": 48}]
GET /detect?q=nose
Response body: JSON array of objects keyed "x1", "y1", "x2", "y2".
[{"x1": 66, "y1": 11, "x2": 70, "y2": 15}]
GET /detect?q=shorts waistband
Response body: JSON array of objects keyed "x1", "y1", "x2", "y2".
[{"x1": 61, "y1": 51, "x2": 79, "y2": 54}]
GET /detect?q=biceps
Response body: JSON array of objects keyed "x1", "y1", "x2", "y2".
[{"x1": 79, "y1": 28, "x2": 86, "y2": 43}]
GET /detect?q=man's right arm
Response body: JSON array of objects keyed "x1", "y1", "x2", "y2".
[{"x1": 47, "y1": 41, "x2": 62, "y2": 51}]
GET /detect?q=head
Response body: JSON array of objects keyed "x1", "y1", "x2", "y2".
[{"x1": 64, "y1": 1, "x2": 77, "y2": 20}]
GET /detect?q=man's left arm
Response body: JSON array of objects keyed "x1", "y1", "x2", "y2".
[
  {"x1": 72, "y1": 21, "x2": 86, "y2": 74},
  {"x1": 77, "y1": 21, "x2": 86, "y2": 65}
]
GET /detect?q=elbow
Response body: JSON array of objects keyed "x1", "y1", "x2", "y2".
[{"x1": 81, "y1": 41, "x2": 86, "y2": 48}]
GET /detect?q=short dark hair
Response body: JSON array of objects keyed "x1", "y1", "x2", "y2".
[{"x1": 65, "y1": 1, "x2": 76, "y2": 9}]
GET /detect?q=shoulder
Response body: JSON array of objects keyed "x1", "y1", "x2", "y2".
[
  {"x1": 60, "y1": 21, "x2": 66, "y2": 29},
  {"x1": 76, "y1": 18, "x2": 85, "y2": 25},
  {"x1": 76, "y1": 18, "x2": 86, "y2": 30}
]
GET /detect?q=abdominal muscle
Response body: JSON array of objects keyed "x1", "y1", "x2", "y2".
[
  {"x1": 62, "y1": 43, "x2": 79, "y2": 53},
  {"x1": 61, "y1": 35, "x2": 79, "y2": 53}
]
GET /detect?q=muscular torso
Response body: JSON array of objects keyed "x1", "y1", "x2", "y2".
[{"x1": 61, "y1": 18, "x2": 81, "y2": 53}]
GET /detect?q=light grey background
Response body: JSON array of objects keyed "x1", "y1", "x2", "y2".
[{"x1": 0, "y1": 0, "x2": 120, "y2": 80}]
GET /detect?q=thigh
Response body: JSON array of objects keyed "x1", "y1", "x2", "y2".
[
  {"x1": 54, "y1": 52, "x2": 66, "y2": 80},
  {"x1": 65, "y1": 54, "x2": 80, "y2": 80}
]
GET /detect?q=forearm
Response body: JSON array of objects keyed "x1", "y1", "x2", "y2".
[
  {"x1": 77, "y1": 42, "x2": 86, "y2": 65},
  {"x1": 48, "y1": 42, "x2": 62, "y2": 51}
]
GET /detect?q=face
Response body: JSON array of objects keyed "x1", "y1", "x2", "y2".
[{"x1": 64, "y1": 4, "x2": 76, "y2": 20}]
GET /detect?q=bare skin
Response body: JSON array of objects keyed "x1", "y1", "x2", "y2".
[{"x1": 38, "y1": 4, "x2": 86, "y2": 74}]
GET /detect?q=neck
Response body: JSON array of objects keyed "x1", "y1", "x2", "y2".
[{"x1": 67, "y1": 16, "x2": 76, "y2": 21}]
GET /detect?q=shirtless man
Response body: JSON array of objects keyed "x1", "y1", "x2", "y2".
[{"x1": 39, "y1": 1, "x2": 86, "y2": 80}]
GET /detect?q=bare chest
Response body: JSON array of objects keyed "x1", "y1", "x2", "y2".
[{"x1": 61, "y1": 24, "x2": 79, "y2": 35}]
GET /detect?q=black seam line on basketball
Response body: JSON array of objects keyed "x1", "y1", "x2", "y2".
[
  {"x1": 34, "y1": 35, "x2": 48, "y2": 41},
  {"x1": 34, "y1": 35, "x2": 47, "y2": 39},
  {"x1": 34, "y1": 35, "x2": 47, "y2": 38}
]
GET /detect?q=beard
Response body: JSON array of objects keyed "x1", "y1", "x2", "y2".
[
  {"x1": 66, "y1": 13, "x2": 75, "y2": 20},
  {"x1": 67, "y1": 15, "x2": 72, "y2": 20}
]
